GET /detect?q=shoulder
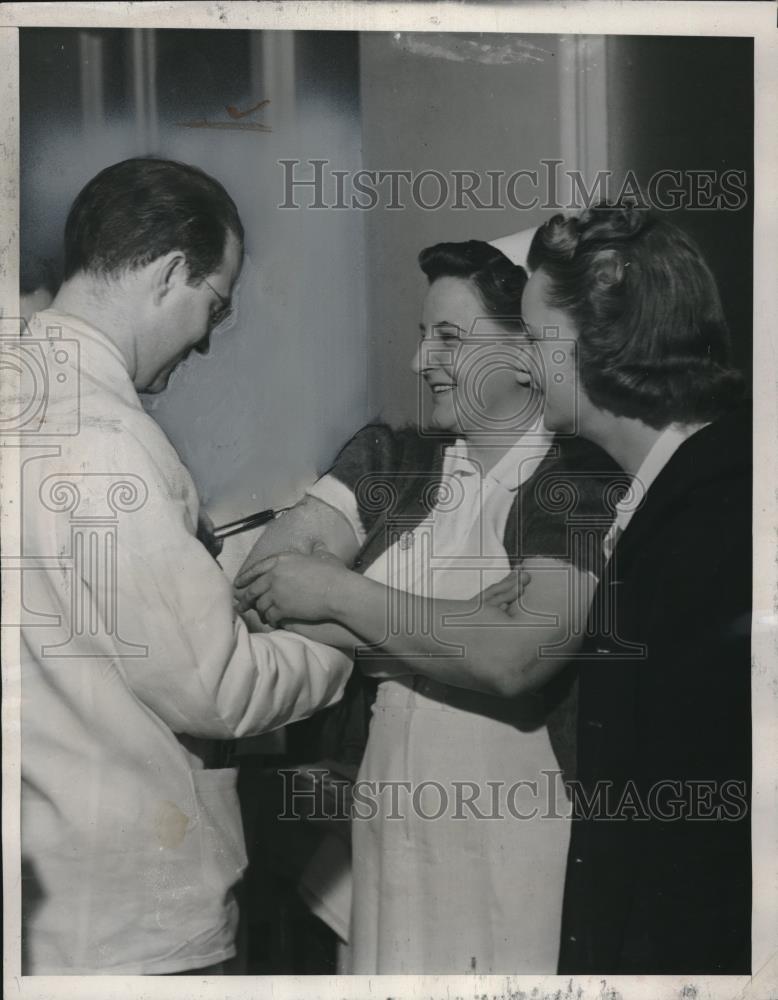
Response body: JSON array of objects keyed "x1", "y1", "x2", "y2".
[
  {"x1": 629, "y1": 411, "x2": 751, "y2": 556},
  {"x1": 525, "y1": 435, "x2": 629, "y2": 520},
  {"x1": 507, "y1": 436, "x2": 626, "y2": 570},
  {"x1": 642, "y1": 468, "x2": 750, "y2": 570},
  {"x1": 548, "y1": 435, "x2": 622, "y2": 477},
  {"x1": 73, "y1": 403, "x2": 196, "y2": 512},
  {"x1": 621, "y1": 429, "x2": 751, "y2": 618},
  {"x1": 628, "y1": 490, "x2": 751, "y2": 640},
  {"x1": 326, "y1": 422, "x2": 448, "y2": 486}
]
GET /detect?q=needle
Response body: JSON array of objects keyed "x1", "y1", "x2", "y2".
[{"x1": 212, "y1": 506, "x2": 292, "y2": 540}]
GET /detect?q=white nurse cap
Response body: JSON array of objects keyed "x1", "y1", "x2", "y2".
[{"x1": 488, "y1": 226, "x2": 538, "y2": 271}]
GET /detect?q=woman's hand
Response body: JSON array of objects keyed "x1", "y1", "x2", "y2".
[
  {"x1": 235, "y1": 548, "x2": 351, "y2": 627},
  {"x1": 480, "y1": 568, "x2": 531, "y2": 616}
]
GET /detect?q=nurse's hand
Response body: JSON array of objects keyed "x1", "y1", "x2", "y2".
[
  {"x1": 480, "y1": 568, "x2": 531, "y2": 616},
  {"x1": 235, "y1": 549, "x2": 349, "y2": 627}
]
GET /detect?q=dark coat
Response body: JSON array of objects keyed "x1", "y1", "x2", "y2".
[{"x1": 558, "y1": 407, "x2": 752, "y2": 974}]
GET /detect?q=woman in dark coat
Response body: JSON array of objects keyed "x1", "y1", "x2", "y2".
[{"x1": 520, "y1": 205, "x2": 751, "y2": 974}]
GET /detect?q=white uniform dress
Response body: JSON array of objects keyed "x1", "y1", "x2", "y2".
[{"x1": 308, "y1": 430, "x2": 572, "y2": 974}]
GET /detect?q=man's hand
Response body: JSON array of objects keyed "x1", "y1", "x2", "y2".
[
  {"x1": 480, "y1": 568, "x2": 531, "y2": 616},
  {"x1": 196, "y1": 509, "x2": 224, "y2": 559},
  {"x1": 235, "y1": 549, "x2": 350, "y2": 627}
]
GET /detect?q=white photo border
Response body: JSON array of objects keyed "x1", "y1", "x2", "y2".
[{"x1": 1, "y1": 3, "x2": 775, "y2": 999}]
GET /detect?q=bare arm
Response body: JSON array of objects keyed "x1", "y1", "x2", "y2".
[
  {"x1": 236, "y1": 494, "x2": 362, "y2": 571},
  {"x1": 241, "y1": 553, "x2": 595, "y2": 698},
  {"x1": 326, "y1": 557, "x2": 593, "y2": 696},
  {"x1": 279, "y1": 620, "x2": 428, "y2": 680},
  {"x1": 240, "y1": 530, "x2": 414, "y2": 667},
  {"x1": 234, "y1": 494, "x2": 363, "y2": 634}
]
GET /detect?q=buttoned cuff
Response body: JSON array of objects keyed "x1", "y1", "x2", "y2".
[{"x1": 305, "y1": 474, "x2": 367, "y2": 546}]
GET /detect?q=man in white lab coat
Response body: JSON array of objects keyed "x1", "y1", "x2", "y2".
[{"x1": 18, "y1": 158, "x2": 352, "y2": 974}]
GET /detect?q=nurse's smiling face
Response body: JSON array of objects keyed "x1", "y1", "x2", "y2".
[{"x1": 411, "y1": 276, "x2": 536, "y2": 437}]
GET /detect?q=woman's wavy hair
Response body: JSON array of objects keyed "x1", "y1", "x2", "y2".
[
  {"x1": 418, "y1": 240, "x2": 527, "y2": 331},
  {"x1": 527, "y1": 205, "x2": 745, "y2": 428}
]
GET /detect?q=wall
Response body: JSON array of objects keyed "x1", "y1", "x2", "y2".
[
  {"x1": 146, "y1": 32, "x2": 368, "y2": 523},
  {"x1": 605, "y1": 35, "x2": 753, "y2": 381},
  {"x1": 20, "y1": 29, "x2": 368, "y2": 533}
]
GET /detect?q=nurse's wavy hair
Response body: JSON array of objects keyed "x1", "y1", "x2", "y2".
[
  {"x1": 63, "y1": 157, "x2": 244, "y2": 284},
  {"x1": 418, "y1": 240, "x2": 528, "y2": 333},
  {"x1": 527, "y1": 205, "x2": 745, "y2": 428}
]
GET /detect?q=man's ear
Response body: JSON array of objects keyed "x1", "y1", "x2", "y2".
[{"x1": 151, "y1": 251, "x2": 188, "y2": 306}]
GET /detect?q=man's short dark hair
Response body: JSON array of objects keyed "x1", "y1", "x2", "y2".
[
  {"x1": 527, "y1": 205, "x2": 744, "y2": 428},
  {"x1": 63, "y1": 157, "x2": 244, "y2": 283},
  {"x1": 418, "y1": 239, "x2": 528, "y2": 328}
]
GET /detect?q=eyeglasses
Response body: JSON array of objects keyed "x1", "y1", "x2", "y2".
[{"x1": 202, "y1": 277, "x2": 234, "y2": 331}]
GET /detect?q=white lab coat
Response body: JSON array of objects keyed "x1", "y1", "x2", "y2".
[{"x1": 18, "y1": 310, "x2": 352, "y2": 974}]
